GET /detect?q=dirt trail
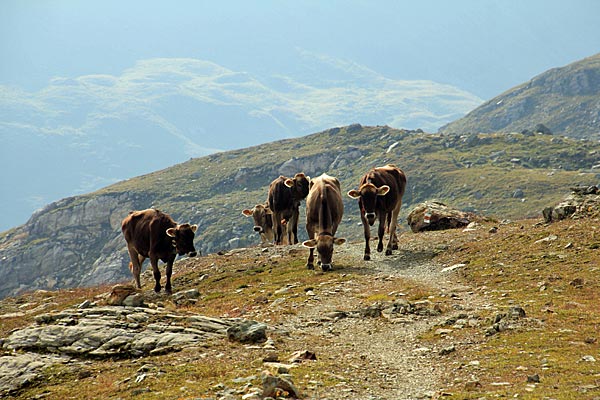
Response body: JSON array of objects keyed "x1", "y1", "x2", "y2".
[{"x1": 268, "y1": 234, "x2": 487, "y2": 400}]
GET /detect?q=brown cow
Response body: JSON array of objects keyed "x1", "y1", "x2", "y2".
[
  {"x1": 241, "y1": 203, "x2": 274, "y2": 245},
  {"x1": 121, "y1": 209, "x2": 198, "y2": 294},
  {"x1": 348, "y1": 164, "x2": 406, "y2": 260},
  {"x1": 302, "y1": 173, "x2": 346, "y2": 271},
  {"x1": 268, "y1": 173, "x2": 310, "y2": 245}
]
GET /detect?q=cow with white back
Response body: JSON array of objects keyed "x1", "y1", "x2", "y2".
[
  {"x1": 302, "y1": 173, "x2": 346, "y2": 271},
  {"x1": 241, "y1": 203, "x2": 274, "y2": 245},
  {"x1": 121, "y1": 209, "x2": 198, "y2": 294},
  {"x1": 347, "y1": 164, "x2": 406, "y2": 260},
  {"x1": 268, "y1": 173, "x2": 310, "y2": 245}
]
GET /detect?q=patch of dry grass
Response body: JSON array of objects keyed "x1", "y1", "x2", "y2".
[{"x1": 436, "y1": 217, "x2": 600, "y2": 398}]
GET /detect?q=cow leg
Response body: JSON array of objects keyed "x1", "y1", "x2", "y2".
[
  {"x1": 306, "y1": 247, "x2": 315, "y2": 269},
  {"x1": 274, "y1": 212, "x2": 284, "y2": 245},
  {"x1": 165, "y1": 257, "x2": 175, "y2": 295},
  {"x1": 150, "y1": 256, "x2": 162, "y2": 293},
  {"x1": 385, "y1": 203, "x2": 402, "y2": 256},
  {"x1": 291, "y1": 207, "x2": 300, "y2": 244},
  {"x1": 387, "y1": 213, "x2": 399, "y2": 250},
  {"x1": 127, "y1": 245, "x2": 143, "y2": 289},
  {"x1": 360, "y1": 213, "x2": 371, "y2": 260},
  {"x1": 377, "y1": 212, "x2": 386, "y2": 253},
  {"x1": 306, "y1": 226, "x2": 315, "y2": 269}
]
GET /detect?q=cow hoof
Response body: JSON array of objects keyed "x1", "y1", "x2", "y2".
[
  {"x1": 154, "y1": 285, "x2": 162, "y2": 293},
  {"x1": 377, "y1": 245, "x2": 383, "y2": 253},
  {"x1": 364, "y1": 254, "x2": 371, "y2": 261},
  {"x1": 392, "y1": 244, "x2": 399, "y2": 250},
  {"x1": 385, "y1": 249, "x2": 393, "y2": 256},
  {"x1": 307, "y1": 263, "x2": 315, "y2": 270}
]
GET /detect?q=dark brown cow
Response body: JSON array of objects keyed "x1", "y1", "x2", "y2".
[
  {"x1": 121, "y1": 209, "x2": 198, "y2": 294},
  {"x1": 267, "y1": 173, "x2": 310, "y2": 245},
  {"x1": 302, "y1": 173, "x2": 346, "y2": 271},
  {"x1": 241, "y1": 203, "x2": 274, "y2": 245},
  {"x1": 348, "y1": 164, "x2": 406, "y2": 260}
]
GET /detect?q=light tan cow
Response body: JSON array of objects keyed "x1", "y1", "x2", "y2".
[{"x1": 302, "y1": 173, "x2": 345, "y2": 271}]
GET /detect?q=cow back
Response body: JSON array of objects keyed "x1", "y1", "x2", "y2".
[
  {"x1": 306, "y1": 174, "x2": 344, "y2": 234},
  {"x1": 121, "y1": 209, "x2": 176, "y2": 258},
  {"x1": 268, "y1": 176, "x2": 294, "y2": 214}
]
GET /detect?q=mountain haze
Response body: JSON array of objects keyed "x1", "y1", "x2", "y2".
[
  {"x1": 439, "y1": 53, "x2": 600, "y2": 139},
  {"x1": 0, "y1": 56, "x2": 482, "y2": 231}
]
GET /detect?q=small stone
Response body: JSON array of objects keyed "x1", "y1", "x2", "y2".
[
  {"x1": 289, "y1": 350, "x2": 317, "y2": 363},
  {"x1": 123, "y1": 293, "x2": 145, "y2": 307},
  {"x1": 227, "y1": 321, "x2": 267, "y2": 344},
  {"x1": 527, "y1": 374, "x2": 540, "y2": 383},
  {"x1": 439, "y1": 345, "x2": 456, "y2": 356},
  {"x1": 570, "y1": 278, "x2": 584, "y2": 288},
  {"x1": 464, "y1": 380, "x2": 482, "y2": 391},
  {"x1": 77, "y1": 300, "x2": 93, "y2": 309}
]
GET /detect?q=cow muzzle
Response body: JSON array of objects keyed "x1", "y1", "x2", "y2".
[
  {"x1": 253, "y1": 226, "x2": 263, "y2": 233},
  {"x1": 365, "y1": 212, "x2": 376, "y2": 225},
  {"x1": 188, "y1": 251, "x2": 197, "y2": 257}
]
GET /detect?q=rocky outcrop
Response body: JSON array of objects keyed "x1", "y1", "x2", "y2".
[
  {"x1": 439, "y1": 53, "x2": 600, "y2": 140},
  {"x1": 543, "y1": 185, "x2": 600, "y2": 222},
  {"x1": 0, "y1": 291, "x2": 258, "y2": 396},
  {"x1": 407, "y1": 201, "x2": 473, "y2": 232}
]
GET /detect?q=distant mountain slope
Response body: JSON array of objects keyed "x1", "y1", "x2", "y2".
[
  {"x1": 0, "y1": 56, "x2": 482, "y2": 231},
  {"x1": 439, "y1": 53, "x2": 600, "y2": 139},
  {"x1": 1, "y1": 124, "x2": 599, "y2": 299}
]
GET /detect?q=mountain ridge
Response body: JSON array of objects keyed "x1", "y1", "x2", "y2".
[
  {"x1": 439, "y1": 53, "x2": 600, "y2": 138},
  {"x1": 0, "y1": 56, "x2": 482, "y2": 231}
]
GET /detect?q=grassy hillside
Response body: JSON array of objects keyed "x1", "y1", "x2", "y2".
[
  {"x1": 1, "y1": 125, "x2": 599, "y2": 300},
  {"x1": 99, "y1": 125, "x2": 600, "y2": 251}
]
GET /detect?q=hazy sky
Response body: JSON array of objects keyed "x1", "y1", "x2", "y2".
[{"x1": 1, "y1": 0, "x2": 599, "y2": 99}]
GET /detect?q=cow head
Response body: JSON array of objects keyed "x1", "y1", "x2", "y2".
[
  {"x1": 284, "y1": 173, "x2": 311, "y2": 201},
  {"x1": 348, "y1": 183, "x2": 390, "y2": 226},
  {"x1": 242, "y1": 204, "x2": 272, "y2": 234},
  {"x1": 166, "y1": 224, "x2": 198, "y2": 257},
  {"x1": 302, "y1": 234, "x2": 346, "y2": 271}
]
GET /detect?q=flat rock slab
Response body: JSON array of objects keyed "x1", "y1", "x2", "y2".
[
  {"x1": 0, "y1": 353, "x2": 70, "y2": 395},
  {"x1": 0, "y1": 304, "x2": 254, "y2": 395}
]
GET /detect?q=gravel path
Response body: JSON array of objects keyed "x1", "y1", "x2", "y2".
[{"x1": 266, "y1": 233, "x2": 485, "y2": 399}]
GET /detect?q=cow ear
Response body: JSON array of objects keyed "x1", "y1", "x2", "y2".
[
  {"x1": 333, "y1": 237, "x2": 346, "y2": 245},
  {"x1": 347, "y1": 190, "x2": 361, "y2": 199},
  {"x1": 190, "y1": 224, "x2": 198, "y2": 233},
  {"x1": 302, "y1": 239, "x2": 317, "y2": 248},
  {"x1": 264, "y1": 207, "x2": 273, "y2": 215},
  {"x1": 166, "y1": 228, "x2": 177, "y2": 237},
  {"x1": 284, "y1": 178, "x2": 294, "y2": 188},
  {"x1": 242, "y1": 209, "x2": 253, "y2": 216},
  {"x1": 377, "y1": 185, "x2": 390, "y2": 196}
]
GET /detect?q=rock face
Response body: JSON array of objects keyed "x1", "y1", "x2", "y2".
[
  {"x1": 439, "y1": 53, "x2": 600, "y2": 140},
  {"x1": 0, "y1": 192, "x2": 144, "y2": 298}
]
